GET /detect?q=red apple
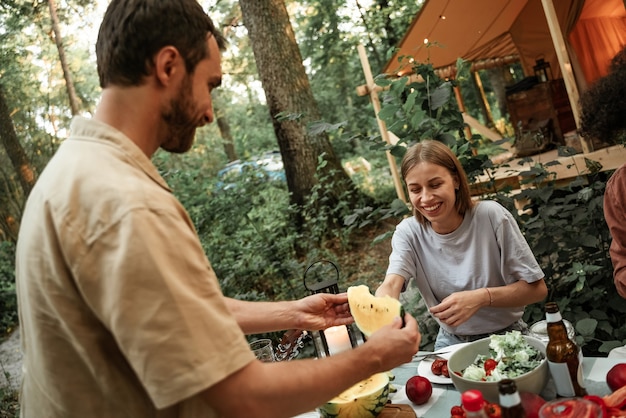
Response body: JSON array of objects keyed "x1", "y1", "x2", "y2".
[
  {"x1": 520, "y1": 391, "x2": 546, "y2": 418},
  {"x1": 405, "y1": 375, "x2": 432, "y2": 405},
  {"x1": 607, "y1": 363, "x2": 626, "y2": 392}
]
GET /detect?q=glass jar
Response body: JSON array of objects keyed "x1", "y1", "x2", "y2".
[{"x1": 530, "y1": 319, "x2": 575, "y2": 345}]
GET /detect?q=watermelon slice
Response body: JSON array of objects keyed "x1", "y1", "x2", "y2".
[
  {"x1": 318, "y1": 372, "x2": 390, "y2": 418},
  {"x1": 347, "y1": 285, "x2": 404, "y2": 337}
]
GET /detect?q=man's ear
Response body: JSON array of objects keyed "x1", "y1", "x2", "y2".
[{"x1": 153, "y1": 46, "x2": 181, "y2": 86}]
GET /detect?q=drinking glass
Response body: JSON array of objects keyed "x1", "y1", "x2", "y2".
[{"x1": 249, "y1": 338, "x2": 275, "y2": 363}]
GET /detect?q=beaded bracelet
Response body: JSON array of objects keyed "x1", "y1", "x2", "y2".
[{"x1": 485, "y1": 287, "x2": 493, "y2": 306}]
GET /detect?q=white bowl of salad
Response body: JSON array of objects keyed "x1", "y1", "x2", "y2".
[{"x1": 447, "y1": 331, "x2": 548, "y2": 403}]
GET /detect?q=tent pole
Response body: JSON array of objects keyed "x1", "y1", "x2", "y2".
[
  {"x1": 357, "y1": 43, "x2": 407, "y2": 202},
  {"x1": 540, "y1": 0, "x2": 592, "y2": 153}
]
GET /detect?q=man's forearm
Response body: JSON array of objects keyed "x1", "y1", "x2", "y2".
[{"x1": 225, "y1": 297, "x2": 294, "y2": 334}]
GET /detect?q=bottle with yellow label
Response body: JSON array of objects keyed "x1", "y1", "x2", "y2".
[{"x1": 544, "y1": 302, "x2": 587, "y2": 397}]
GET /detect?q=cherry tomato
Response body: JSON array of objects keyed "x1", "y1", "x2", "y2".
[
  {"x1": 486, "y1": 402, "x2": 501, "y2": 418},
  {"x1": 450, "y1": 405, "x2": 465, "y2": 417},
  {"x1": 431, "y1": 358, "x2": 447, "y2": 376},
  {"x1": 484, "y1": 359, "x2": 498, "y2": 375},
  {"x1": 441, "y1": 363, "x2": 450, "y2": 378}
]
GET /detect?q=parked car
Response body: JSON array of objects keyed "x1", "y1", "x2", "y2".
[{"x1": 215, "y1": 151, "x2": 285, "y2": 191}]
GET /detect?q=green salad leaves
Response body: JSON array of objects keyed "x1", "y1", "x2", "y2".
[{"x1": 461, "y1": 331, "x2": 544, "y2": 382}]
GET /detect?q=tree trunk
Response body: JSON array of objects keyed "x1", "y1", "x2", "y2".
[
  {"x1": 0, "y1": 85, "x2": 36, "y2": 198},
  {"x1": 0, "y1": 85, "x2": 37, "y2": 241},
  {"x1": 48, "y1": 0, "x2": 81, "y2": 115},
  {"x1": 215, "y1": 103, "x2": 238, "y2": 162},
  {"x1": 486, "y1": 67, "x2": 509, "y2": 133},
  {"x1": 238, "y1": 0, "x2": 360, "y2": 222}
]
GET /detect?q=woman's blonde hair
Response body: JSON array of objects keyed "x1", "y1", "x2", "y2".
[{"x1": 401, "y1": 140, "x2": 475, "y2": 224}]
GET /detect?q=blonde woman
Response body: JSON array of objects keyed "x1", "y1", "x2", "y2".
[{"x1": 376, "y1": 140, "x2": 548, "y2": 349}]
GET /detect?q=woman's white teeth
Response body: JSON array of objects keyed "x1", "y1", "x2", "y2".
[{"x1": 424, "y1": 203, "x2": 442, "y2": 211}]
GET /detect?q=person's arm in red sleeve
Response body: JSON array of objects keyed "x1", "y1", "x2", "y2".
[{"x1": 604, "y1": 165, "x2": 626, "y2": 299}]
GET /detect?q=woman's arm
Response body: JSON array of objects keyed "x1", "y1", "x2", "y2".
[
  {"x1": 375, "y1": 274, "x2": 406, "y2": 299},
  {"x1": 483, "y1": 278, "x2": 547, "y2": 308}
]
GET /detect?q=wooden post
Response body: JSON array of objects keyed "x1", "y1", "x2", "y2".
[
  {"x1": 471, "y1": 71, "x2": 496, "y2": 129},
  {"x1": 453, "y1": 85, "x2": 475, "y2": 143},
  {"x1": 540, "y1": 0, "x2": 592, "y2": 153},
  {"x1": 357, "y1": 44, "x2": 407, "y2": 202}
]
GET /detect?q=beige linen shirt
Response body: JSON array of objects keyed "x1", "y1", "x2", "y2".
[{"x1": 16, "y1": 117, "x2": 254, "y2": 418}]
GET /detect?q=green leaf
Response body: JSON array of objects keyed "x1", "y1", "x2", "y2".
[
  {"x1": 377, "y1": 104, "x2": 400, "y2": 122},
  {"x1": 599, "y1": 341, "x2": 625, "y2": 353},
  {"x1": 402, "y1": 90, "x2": 418, "y2": 114},
  {"x1": 374, "y1": 75, "x2": 392, "y2": 87},
  {"x1": 390, "y1": 76, "x2": 409, "y2": 96},
  {"x1": 307, "y1": 120, "x2": 347, "y2": 136},
  {"x1": 597, "y1": 321, "x2": 613, "y2": 335},
  {"x1": 536, "y1": 187, "x2": 554, "y2": 203},
  {"x1": 430, "y1": 82, "x2": 452, "y2": 110},
  {"x1": 584, "y1": 158, "x2": 603, "y2": 173},
  {"x1": 390, "y1": 198, "x2": 410, "y2": 215},
  {"x1": 578, "y1": 234, "x2": 598, "y2": 247},
  {"x1": 577, "y1": 187, "x2": 594, "y2": 202},
  {"x1": 275, "y1": 111, "x2": 303, "y2": 121},
  {"x1": 372, "y1": 231, "x2": 394, "y2": 245},
  {"x1": 575, "y1": 318, "x2": 597, "y2": 336}
]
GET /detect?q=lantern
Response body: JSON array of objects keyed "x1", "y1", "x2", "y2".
[
  {"x1": 533, "y1": 58, "x2": 552, "y2": 83},
  {"x1": 303, "y1": 260, "x2": 362, "y2": 358}
]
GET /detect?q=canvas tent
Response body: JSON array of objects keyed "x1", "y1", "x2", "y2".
[
  {"x1": 384, "y1": 0, "x2": 626, "y2": 90},
  {"x1": 357, "y1": 0, "x2": 626, "y2": 200}
]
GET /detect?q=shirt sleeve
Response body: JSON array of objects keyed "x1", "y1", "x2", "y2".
[
  {"x1": 492, "y1": 203, "x2": 545, "y2": 284},
  {"x1": 604, "y1": 165, "x2": 626, "y2": 299},
  {"x1": 387, "y1": 220, "x2": 416, "y2": 292},
  {"x1": 75, "y1": 205, "x2": 254, "y2": 409}
]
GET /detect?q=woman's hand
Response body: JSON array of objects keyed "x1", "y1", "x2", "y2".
[
  {"x1": 428, "y1": 288, "x2": 488, "y2": 327},
  {"x1": 293, "y1": 293, "x2": 353, "y2": 331},
  {"x1": 429, "y1": 280, "x2": 547, "y2": 327}
]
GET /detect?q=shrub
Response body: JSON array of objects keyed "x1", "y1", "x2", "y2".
[
  {"x1": 505, "y1": 161, "x2": 625, "y2": 355},
  {"x1": 0, "y1": 241, "x2": 17, "y2": 338}
]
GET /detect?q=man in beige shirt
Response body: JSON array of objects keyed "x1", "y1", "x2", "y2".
[{"x1": 15, "y1": 1, "x2": 421, "y2": 417}]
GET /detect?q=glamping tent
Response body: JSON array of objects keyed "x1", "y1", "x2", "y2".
[
  {"x1": 358, "y1": 0, "x2": 626, "y2": 199},
  {"x1": 384, "y1": 0, "x2": 626, "y2": 89}
]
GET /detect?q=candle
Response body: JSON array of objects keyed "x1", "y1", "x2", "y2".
[{"x1": 325, "y1": 325, "x2": 352, "y2": 355}]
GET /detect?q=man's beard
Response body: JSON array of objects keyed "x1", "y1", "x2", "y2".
[{"x1": 161, "y1": 76, "x2": 199, "y2": 154}]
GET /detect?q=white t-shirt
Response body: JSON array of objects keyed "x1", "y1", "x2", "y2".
[{"x1": 387, "y1": 200, "x2": 544, "y2": 336}]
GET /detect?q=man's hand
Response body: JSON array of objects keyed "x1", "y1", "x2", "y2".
[
  {"x1": 364, "y1": 313, "x2": 421, "y2": 369},
  {"x1": 293, "y1": 293, "x2": 353, "y2": 331}
]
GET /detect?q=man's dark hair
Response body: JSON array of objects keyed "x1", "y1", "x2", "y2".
[
  {"x1": 96, "y1": 0, "x2": 227, "y2": 88},
  {"x1": 579, "y1": 47, "x2": 626, "y2": 145}
]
